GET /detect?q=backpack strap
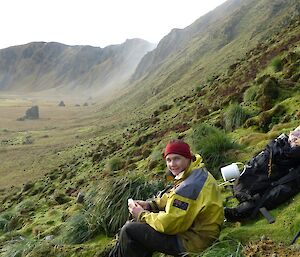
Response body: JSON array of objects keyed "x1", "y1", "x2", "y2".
[
  {"x1": 268, "y1": 149, "x2": 273, "y2": 178},
  {"x1": 291, "y1": 228, "x2": 300, "y2": 245}
]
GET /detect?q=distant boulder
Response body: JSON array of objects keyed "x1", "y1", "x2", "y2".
[
  {"x1": 83, "y1": 102, "x2": 88, "y2": 106},
  {"x1": 58, "y1": 100, "x2": 65, "y2": 107},
  {"x1": 25, "y1": 105, "x2": 39, "y2": 119},
  {"x1": 17, "y1": 105, "x2": 39, "y2": 121}
]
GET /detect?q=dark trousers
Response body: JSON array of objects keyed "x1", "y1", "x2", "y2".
[{"x1": 109, "y1": 221, "x2": 186, "y2": 257}]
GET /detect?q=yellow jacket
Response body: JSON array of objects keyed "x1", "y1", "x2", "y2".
[{"x1": 139, "y1": 155, "x2": 224, "y2": 253}]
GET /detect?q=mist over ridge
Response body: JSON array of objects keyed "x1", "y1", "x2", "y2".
[{"x1": 0, "y1": 39, "x2": 155, "y2": 99}]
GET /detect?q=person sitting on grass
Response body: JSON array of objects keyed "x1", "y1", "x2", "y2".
[{"x1": 109, "y1": 139, "x2": 224, "y2": 257}]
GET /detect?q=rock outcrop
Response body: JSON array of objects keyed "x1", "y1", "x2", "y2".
[{"x1": 17, "y1": 105, "x2": 39, "y2": 121}]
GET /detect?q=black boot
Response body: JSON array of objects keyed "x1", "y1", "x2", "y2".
[{"x1": 224, "y1": 201, "x2": 256, "y2": 222}]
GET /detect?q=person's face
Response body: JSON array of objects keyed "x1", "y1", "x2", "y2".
[
  {"x1": 165, "y1": 153, "x2": 191, "y2": 176},
  {"x1": 289, "y1": 130, "x2": 300, "y2": 147}
]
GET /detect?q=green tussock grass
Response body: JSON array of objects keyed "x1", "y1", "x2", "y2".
[
  {"x1": 89, "y1": 173, "x2": 164, "y2": 236},
  {"x1": 59, "y1": 172, "x2": 165, "y2": 244},
  {"x1": 191, "y1": 123, "x2": 239, "y2": 177},
  {"x1": 270, "y1": 56, "x2": 283, "y2": 72},
  {"x1": 0, "y1": 237, "x2": 37, "y2": 257},
  {"x1": 224, "y1": 103, "x2": 249, "y2": 132},
  {"x1": 243, "y1": 86, "x2": 259, "y2": 104},
  {"x1": 188, "y1": 237, "x2": 244, "y2": 257}
]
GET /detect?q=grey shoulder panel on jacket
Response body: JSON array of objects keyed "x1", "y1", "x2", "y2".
[{"x1": 175, "y1": 168, "x2": 208, "y2": 200}]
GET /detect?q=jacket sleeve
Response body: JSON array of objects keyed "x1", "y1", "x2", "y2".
[
  {"x1": 147, "y1": 190, "x2": 169, "y2": 211},
  {"x1": 140, "y1": 192, "x2": 202, "y2": 235}
]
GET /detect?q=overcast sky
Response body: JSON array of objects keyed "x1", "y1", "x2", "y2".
[{"x1": 1, "y1": 0, "x2": 227, "y2": 50}]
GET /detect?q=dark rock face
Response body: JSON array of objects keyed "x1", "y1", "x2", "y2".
[
  {"x1": 25, "y1": 105, "x2": 39, "y2": 119},
  {"x1": 17, "y1": 105, "x2": 39, "y2": 121}
]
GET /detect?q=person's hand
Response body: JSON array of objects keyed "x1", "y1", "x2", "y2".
[
  {"x1": 128, "y1": 200, "x2": 144, "y2": 219},
  {"x1": 135, "y1": 200, "x2": 149, "y2": 210}
]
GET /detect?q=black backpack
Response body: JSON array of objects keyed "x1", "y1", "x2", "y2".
[{"x1": 225, "y1": 134, "x2": 300, "y2": 222}]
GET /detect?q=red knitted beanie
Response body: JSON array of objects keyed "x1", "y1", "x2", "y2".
[{"x1": 163, "y1": 140, "x2": 192, "y2": 159}]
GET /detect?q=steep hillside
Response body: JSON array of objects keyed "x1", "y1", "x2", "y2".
[
  {"x1": 0, "y1": 39, "x2": 155, "y2": 96},
  {"x1": 127, "y1": 0, "x2": 300, "y2": 109},
  {"x1": 131, "y1": 0, "x2": 244, "y2": 81}
]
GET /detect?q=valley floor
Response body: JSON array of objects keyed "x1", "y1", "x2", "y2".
[{"x1": 0, "y1": 94, "x2": 99, "y2": 189}]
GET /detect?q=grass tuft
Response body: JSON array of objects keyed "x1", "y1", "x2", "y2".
[
  {"x1": 0, "y1": 212, "x2": 14, "y2": 232},
  {"x1": 187, "y1": 237, "x2": 244, "y2": 257},
  {"x1": 91, "y1": 174, "x2": 164, "y2": 236},
  {"x1": 0, "y1": 237, "x2": 36, "y2": 257},
  {"x1": 107, "y1": 157, "x2": 125, "y2": 172},
  {"x1": 59, "y1": 173, "x2": 164, "y2": 244},
  {"x1": 59, "y1": 210, "x2": 94, "y2": 244},
  {"x1": 224, "y1": 103, "x2": 249, "y2": 131},
  {"x1": 270, "y1": 57, "x2": 283, "y2": 72},
  {"x1": 243, "y1": 86, "x2": 258, "y2": 104},
  {"x1": 191, "y1": 123, "x2": 238, "y2": 177}
]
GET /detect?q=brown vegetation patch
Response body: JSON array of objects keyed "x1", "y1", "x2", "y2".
[
  {"x1": 171, "y1": 123, "x2": 190, "y2": 133},
  {"x1": 243, "y1": 238, "x2": 300, "y2": 257}
]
